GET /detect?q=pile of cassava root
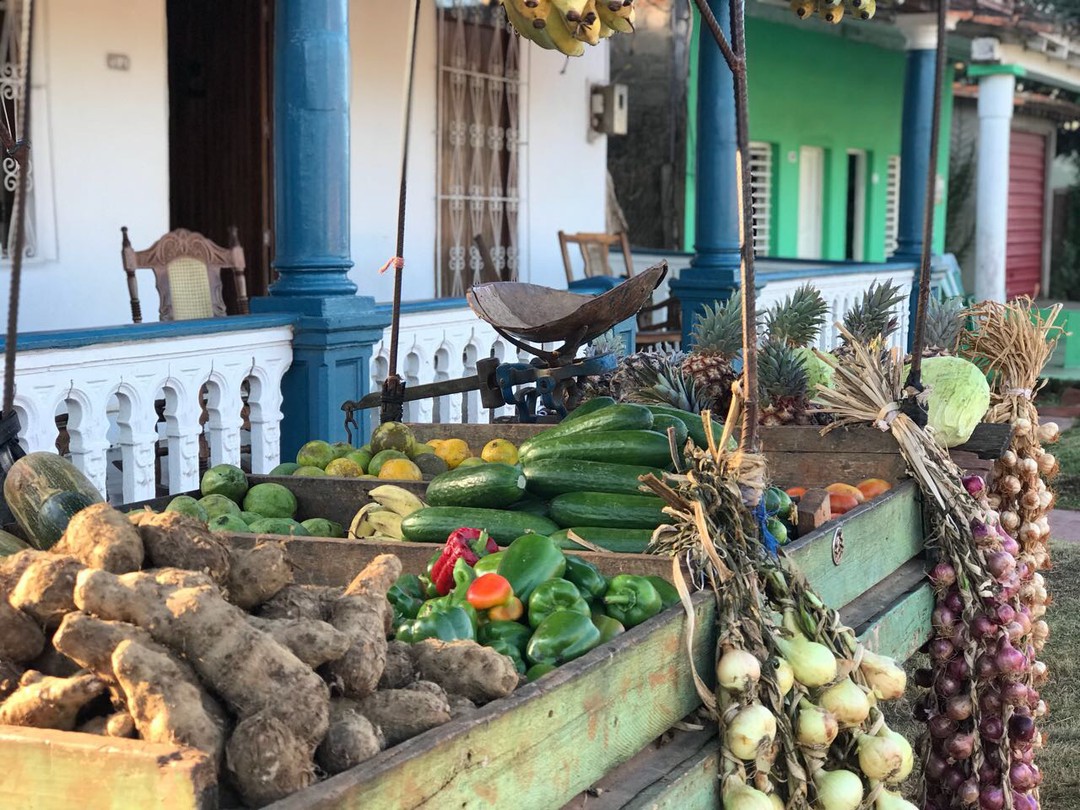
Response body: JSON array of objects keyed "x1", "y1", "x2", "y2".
[{"x1": 0, "y1": 503, "x2": 519, "y2": 807}]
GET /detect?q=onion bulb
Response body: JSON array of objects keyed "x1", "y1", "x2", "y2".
[
  {"x1": 1038, "y1": 452, "x2": 1057, "y2": 475},
  {"x1": 857, "y1": 729, "x2": 906, "y2": 782},
  {"x1": 874, "y1": 789, "x2": 919, "y2": 810},
  {"x1": 1014, "y1": 417, "x2": 1032, "y2": 436},
  {"x1": 876, "y1": 725, "x2": 915, "y2": 782},
  {"x1": 859, "y1": 650, "x2": 907, "y2": 701},
  {"x1": 771, "y1": 657, "x2": 794, "y2": 698},
  {"x1": 1001, "y1": 510, "x2": 1020, "y2": 532},
  {"x1": 813, "y1": 769, "x2": 863, "y2": 810},
  {"x1": 819, "y1": 678, "x2": 871, "y2": 726},
  {"x1": 775, "y1": 621, "x2": 838, "y2": 688},
  {"x1": 1001, "y1": 475, "x2": 1022, "y2": 496},
  {"x1": 722, "y1": 777, "x2": 775, "y2": 810},
  {"x1": 718, "y1": 648, "x2": 761, "y2": 694},
  {"x1": 1038, "y1": 421, "x2": 1059, "y2": 443},
  {"x1": 796, "y1": 699, "x2": 839, "y2": 749},
  {"x1": 725, "y1": 703, "x2": 777, "y2": 760}
]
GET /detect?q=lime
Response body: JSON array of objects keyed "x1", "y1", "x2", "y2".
[
  {"x1": 345, "y1": 450, "x2": 372, "y2": 473},
  {"x1": 325, "y1": 457, "x2": 363, "y2": 478},
  {"x1": 370, "y1": 422, "x2": 415, "y2": 454},
  {"x1": 200, "y1": 464, "x2": 249, "y2": 503},
  {"x1": 766, "y1": 516, "x2": 789, "y2": 546},
  {"x1": 269, "y1": 462, "x2": 301, "y2": 476},
  {"x1": 329, "y1": 441, "x2": 354, "y2": 460},
  {"x1": 413, "y1": 453, "x2": 449, "y2": 477},
  {"x1": 293, "y1": 466, "x2": 328, "y2": 477},
  {"x1": 296, "y1": 440, "x2": 335, "y2": 469},
  {"x1": 456, "y1": 457, "x2": 485, "y2": 468},
  {"x1": 368, "y1": 449, "x2": 409, "y2": 477},
  {"x1": 209, "y1": 513, "x2": 250, "y2": 534},
  {"x1": 165, "y1": 495, "x2": 209, "y2": 523},
  {"x1": 301, "y1": 518, "x2": 344, "y2": 538},
  {"x1": 248, "y1": 517, "x2": 309, "y2": 537},
  {"x1": 243, "y1": 483, "x2": 298, "y2": 519},
  {"x1": 239, "y1": 510, "x2": 262, "y2": 525},
  {"x1": 198, "y1": 494, "x2": 242, "y2": 521}
]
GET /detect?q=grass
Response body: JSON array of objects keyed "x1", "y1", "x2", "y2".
[{"x1": 1053, "y1": 425, "x2": 1080, "y2": 511}]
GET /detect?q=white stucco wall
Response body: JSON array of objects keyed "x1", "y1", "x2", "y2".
[{"x1": 2, "y1": 0, "x2": 170, "y2": 333}]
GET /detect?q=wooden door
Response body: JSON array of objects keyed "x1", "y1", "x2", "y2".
[
  {"x1": 166, "y1": 0, "x2": 274, "y2": 303},
  {"x1": 797, "y1": 146, "x2": 824, "y2": 259},
  {"x1": 1006, "y1": 130, "x2": 1047, "y2": 300}
]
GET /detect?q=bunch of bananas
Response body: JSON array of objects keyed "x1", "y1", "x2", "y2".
[
  {"x1": 788, "y1": 0, "x2": 876, "y2": 24},
  {"x1": 348, "y1": 485, "x2": 427, "y2": 541},
  {"x1": 500, "y1": 0, "x2": 636, "y2": 57}
]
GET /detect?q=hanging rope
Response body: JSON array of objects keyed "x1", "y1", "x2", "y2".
[
  {"x1": 3, "y1": 0, "x2": 33, "y2": 418},
  {"x1": 379, "y1": 0, "x2": 422, "y2": 426}
]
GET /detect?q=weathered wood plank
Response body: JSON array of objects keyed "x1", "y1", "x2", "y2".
[
  {"x1": 408, "y1": 422, "x2": 549, "y2": 447},
  {"x1": 0, "y1": 726, "x2": 215, "y2": 810},
  {"x1": 783, "y1": 481, "x2": 923, "y2": 609},
  {"x1": 768, "y1": 454, "x2": 909, "y2": 490},
  {"x1": 953, "y1": 422, "x2": 1012, "y2": 460},
  {"x1": 266, "y1": 594, "x2": 717, "y2": 810},
  {"x1": 853, "y1": 580, "x2": 935, "y2": 662},
  {"x1": 617, "y1": 732, "x2": 721, "y2": 810},
  {"x1": 759, "y1": 425, "x2": 900, "y2": 454}
]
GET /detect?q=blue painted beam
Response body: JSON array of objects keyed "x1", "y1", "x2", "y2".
[{"x1": 669, "y1": 0, "x2": 741, "y2": 347}]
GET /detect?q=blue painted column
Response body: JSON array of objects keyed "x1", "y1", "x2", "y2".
[
  {"x1": 252, "y1": 0, "x2": 390, "y2": 460},
  {"x1": 669, "y1": 0, "x2": 741, "y2": 346},
  {"x1": 891, "y1": 15, "x2": 940, "y2": 346}
]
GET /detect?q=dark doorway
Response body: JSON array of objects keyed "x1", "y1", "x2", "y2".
[
  {"x1": 844, "y1": 151, "x2": 866, "y2": 262},
  {"x1": 166, "y1": 0, "x2": 274, "y2": 303}
]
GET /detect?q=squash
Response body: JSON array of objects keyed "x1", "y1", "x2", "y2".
[
  {"x1": 3, "y1": 452, "x2": 104, "y2": 549},
  {"x1": 0, "y1": 528, "x2": 29, "y2": 556}
]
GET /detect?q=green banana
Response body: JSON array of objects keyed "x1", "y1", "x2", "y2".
[
  {"x1": 502, "y1": 0, "x2": 557, "y2": 50},
  {"x1": 572, "y1": 1, "x2": 602, "y2": 45},
  {"x1": 551, "y1": 0, "x2": 590, "y2": 22},
  {"x1": 596, "y1": 0, "x2": 634, "y2": 33},
  {"x1": 544, "y1": 8, "x2": 587, "y2": 56}
]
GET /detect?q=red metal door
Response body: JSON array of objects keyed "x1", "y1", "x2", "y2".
[{"x1": 1006, "y1": 131, "x2": 1047, "y2": 299}]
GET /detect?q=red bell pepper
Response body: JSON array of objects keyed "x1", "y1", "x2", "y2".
[{"x1": 430, "y1": 528, "x2": 499, "y2": 596}]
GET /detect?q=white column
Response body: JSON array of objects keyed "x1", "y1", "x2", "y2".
[{"x1": 974, "y1": 69, "x2": 1016, "y2": 303}]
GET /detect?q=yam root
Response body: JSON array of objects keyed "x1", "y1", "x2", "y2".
[
  {"x1": 325, "y1": 554, "x2": 402, "y2": 699},
  {"x1": 0, "y1": 597, "x2": 45, "y2": 662},
  {"x1": 226, "y1": 712, "x2": 316, "y2": 808},
  {"x1": 227, "y1": 542, "x2": 292, "y2": 610},
  {"x1": 113, "y1": 639, "x2": 229, "y2": 777},
  {"x1": 378, "y1": 640, "x2": 416, "y2": 690},
  {"x1": 8, "y1": 554, "x2": 86, "y2": 627},
  {"x1": 54, "y1": 612, "x2": 169, "y2": 683},
  {"x1": 0, "y1": 659, "x2": 24, "y2": 701},
  {"x1": 77, "y1": 710, "x2": 136, "y2": 738},
  {"x1": 148, "y1": 568, "x2": 219, "y2": 591},
  {"x1": 137, "y1": 512, "x2": 231, "y2": 583},
  {"x1": 359, "y1": 688, "x2": 451, "y2": 747},
  {"x1": 54, "y1": 502, "x2": 144, "y2": 573},
  {"x1": 258, "y1": 584, "x2": 341, "y2": 621},
  {"x1": 408, "y1": 639, "x2": 519, "y2": 704},
  {"x1": 0, "y1": 549, "x2": 41, "y2": 594},
  {"x1": 447, "y1": 693, "x2": 477, "y2": 720},
  {"x1": 29, "y1": 639, "x2": 80, "y2": 678},
  {"x1": 245, "y1": 615, "x2": 350, "y2": 669},
  {"x1": 74, "y1": 568, "x2": 329, "y2": 750},
  {"x1": 0, "y1": 670, "x2": 105, "y2": 730},
  {"x1": 316, "y1": 699, "x2": 385, "y2": 776}
]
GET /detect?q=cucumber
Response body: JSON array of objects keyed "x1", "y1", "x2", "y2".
[
  {"x1": 518, "y1": 430, "x2": 674, "y2": 468},
  {"x1": 425, "y1": 463, "x2": 526, "y2": 509},
  {"x1": 549, "y1": 492, "x2": 673, "y2": 530},
  {"x1": 511, "y1": 496, "x2": 552, "y2": 518},
  {"x1": 521, "y1": 404, "x2": 653, "y2": 451},
  {"x1": 649, "y1": 414, "x2": 689, "y2": 448},
  {"x1": 643, "y1": 405, "x2": 725, "y2": 450},
  {"x1": 522, "y1": 458, "x2": 662, "y2": 499},
  {"x1": 401, "y1": 507, "x2": 559, "y2": 545},
  {"x1": 550, "y1": 527, "x2": 654, "y2": 554},
  {"x1": 561, "y1": 396, "x2": 616, "y2": 424}
]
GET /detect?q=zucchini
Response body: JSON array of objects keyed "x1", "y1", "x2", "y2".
[
  {"x1": 550, "y1": 527, "x2": 653, "y2": 554},
  {"x1": 4, "y1": 452, "x2": 105, "y2": 549},
  {"x1": 643, "y1": 405, "x2": 725, "y2": 450},
  {"x1": 561, "y1": 396, "x2": 616, "y2": 424},
  {"x1": 0, "y1": 529, "x2": 30, "y2": 556},
  {"x1": 549, "y1": 492, "x2": 673, "y2": 530},
  {"x1": 518, "y1": 430, "x2": 674, "y2": 469},
  {"x1": 649, "y1": 414, "x2": 689, "y2": 448},
  {"x1": 425, "y1": 463, "x2": 526, "y2": 509},
  {"x1": 401, "y1": 506, "x2": 559, "y2": 545},
  {"x1": 520, "y1": 404, "x2": 653, "y2": 452},
  {"x1": 522, "y1": 458, "x2": 662, "y2": 499}
]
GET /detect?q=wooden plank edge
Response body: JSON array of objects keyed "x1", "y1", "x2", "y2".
[
  {"x1": 617, "y1": 731, "x2": 721, "y2": 810},
  {"x1": 852, "y1": 581, "x2": 935, "y2": 662}
]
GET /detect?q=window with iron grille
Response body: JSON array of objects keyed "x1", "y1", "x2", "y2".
[
  {"x1": 884, "y1": 154, "x2": 901, "y2": 257},
  {"x1": 748, "y1": 141, "x2": 772, "y2": 257},
  {"x1": 436, "y1": 1, "x2": 522, "y2": 298},
  {"x1": 0, "y1": 2, "x2": 34, "y2": 260}
]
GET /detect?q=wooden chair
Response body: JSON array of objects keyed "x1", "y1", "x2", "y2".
[
  {"x1": 558, "y1": 230, "x2": 635, "y2": 285},
  {"x1": 635, "y1": 298, "x2": 683, "y2": 350},
  {"x1": 122, "y1": 226, "x2": 249, "y2": 323}
]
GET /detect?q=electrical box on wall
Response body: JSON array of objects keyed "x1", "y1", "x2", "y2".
[{"x1": 590, "y1": 84, "x2": 628, "y2": 136}]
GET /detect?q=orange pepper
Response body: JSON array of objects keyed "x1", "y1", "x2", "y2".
[
  {"x1": 466, "y1": 573, "x2": 514, "y2": 611},
  {"x1": 487, "y1": 596, "x2": 524, "y2": 622}
]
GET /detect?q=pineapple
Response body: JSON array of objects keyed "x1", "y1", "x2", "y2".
[
  {"x1": 765, "y1": 283, "x2": 828, "y2": 348},
  {"x1": 920, "y1": 295, "x2": 965, "y2": 357},
  {"x1": 758, "y1": 340, "x2": 811, "y2": 426},
  {"x1": 680, "y1": 291, "x2": 746, "y2": 417},
  {"x1": 610, "y1": 349, "x2": 711, "y2": 413},
  {"x1": 838, "y1": 280, "x2": 906, "y2": 354}
]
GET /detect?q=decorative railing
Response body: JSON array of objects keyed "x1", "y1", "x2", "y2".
[{"x1": 0, "y1": 315, "x2": 294, "y2": 504}]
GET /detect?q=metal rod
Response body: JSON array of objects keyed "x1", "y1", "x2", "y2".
[
  {"x1": 907, "y1": 0, "x2": 948, "y2": 387},
  {"x1": 688, "y1": 0, "x2": 740, "y2": 76},
  {"x1": 3, "y1": 0, "x2": 33, "y2": 417}
]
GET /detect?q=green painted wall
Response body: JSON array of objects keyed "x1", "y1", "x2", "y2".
[{"x1": 683, "y1": 16, "x2": 952, "y2": 260}]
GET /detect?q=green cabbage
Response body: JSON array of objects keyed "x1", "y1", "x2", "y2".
[
  {"x1": 795, "y1": 347, "x2": 834, "y2": 395},
  {"x1": 915, "y1": 356, "x2": 990, "y2": 448}
]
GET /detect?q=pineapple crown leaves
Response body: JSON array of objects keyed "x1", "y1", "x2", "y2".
[
  {"x1": 612, "y1": 350, "x2": 709, "y2": 413},
  {"x1": 923, "y1": 295, "x2": 965, "y2": 352},
  {"x1": 841, "y1": 280, "x2": 906, "y2": 346},
  {"x1": 764, "y1": 283, "x2": 829, "y2": 348},
  {"x1": 585, "y1": 330, "x2": 627, "y2": 361},
  {"x1": 757, "y1": 339, "x2": 811, "y2": 402},
  {"x1": 688, "y1": 290, "x2": 752, "y2": 358}
]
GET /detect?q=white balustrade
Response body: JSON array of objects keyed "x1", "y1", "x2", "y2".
[{"x1": 2, "y1": 323, "x2": 293, "y2": 504}]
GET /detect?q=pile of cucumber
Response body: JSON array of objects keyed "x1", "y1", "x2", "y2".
[{"x1": 400, "y1": 398, "x2": 724, "y2": 554}]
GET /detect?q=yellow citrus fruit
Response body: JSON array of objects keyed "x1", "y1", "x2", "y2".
[
  {"x1": 433, "y1": 438, "x2": 471, "y2": 469},
  {"x1": 481, "y1": 438, "x2": 519, "y2": 465},
  {"x1": 324, "y1": 458, "x2": 363, "y2": 478},
  {"x1": 377, "y1": 458, "x2": 423, "y2": 481}
]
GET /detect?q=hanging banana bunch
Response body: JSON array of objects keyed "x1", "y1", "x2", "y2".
[
  {"x1": 789, "y1": 0, "x2": 876, "y2": 24},
  {"x1": 500, "y1": 0, "x2": 636, "y2": 57}
]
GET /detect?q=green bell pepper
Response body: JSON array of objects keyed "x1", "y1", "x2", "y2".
[
  {"x1": 646, "y1": 576, "x2": 681, "y2": 610},
  {"x1": 592, "y1": 614, "x2": 626, "y2": 645},
  {"x1": 603, "y1": 574, "x2": 663, "y2": 628},
  {"x1": 527, "y1": 579, "x2": 591, "y2": 629},
  {"x1": 526, "y1": 662, "x2": 557, "y2": 681},
  {"x1": 477, "y1": 619, "x2": 533, "y2": 654},
  {"x1": 526, "y1": 611, "x2": 601, "y2": 666},
  {"x1": 498, "y1": 533, "x2": 566, "y2": 602},
  {"x1": 563, "y1": 555, "x2": 608, "y2": 602},
  {"x1": 396, "y1": 605, "x2": 475, "y2": 643},
  {"x1": 486, "y1": 638, "x2": 527, "y2": 675},
  {"x1": 473, "y1": 550, "x2": 505, "y2": 576},
  {"x1": 387, "y1": 574, "x2": 426, "y2": 627}
]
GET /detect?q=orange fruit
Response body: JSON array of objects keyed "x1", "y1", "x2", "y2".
[
  {"x1": 785, "y1": 486, "x2": 807, "y2": 499},
  {"x1": 829, "y1": 492, "x2": 860, "y2": 516},
  {"x1": 377, "y1": 458, "x2": 423, "y2": 481},
  {"x1": 432, "y1": 438, "x2": 471, "y2": 469},
  {"x1": 856, "y1": 478, "x2": 892, "y2": 501},
  {"x1": 826, "y1": 482, "x2": 865, "y2": 504},
  {"x1": 481, "y1": 438, "x2": 519, "y2": 465}
]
